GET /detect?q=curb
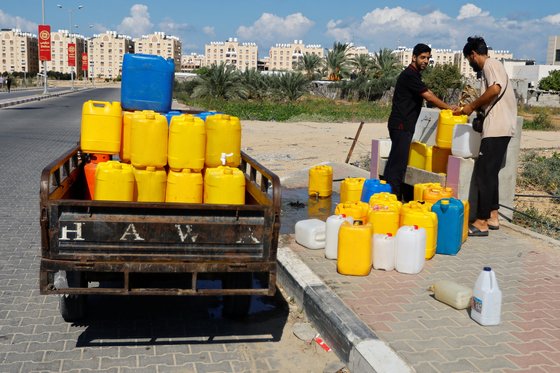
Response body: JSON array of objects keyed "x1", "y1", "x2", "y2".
[
  {"x1": 276, "y1": 246, "x2": 414, "y2": 373},
  {"x1": 0, "y1": 88, "x2": 85, "y2": 108}
]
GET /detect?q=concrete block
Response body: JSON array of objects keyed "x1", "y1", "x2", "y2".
[
  {"x1": 413, "y1": 107, "x2": 440, "y2": 145},
  {"x1": 350, "y1": 340, "x2": 414, "y2": 373}
]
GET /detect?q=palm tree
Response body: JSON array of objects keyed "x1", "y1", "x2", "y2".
[
  {"x1": 271, "y1": 71, "x2": 309, "y2": 101},
  {"x1": 192, "y1": 62, "x2": 247, "y2": 100},
  {"x1": 240, "y1": 68, "x2": 270, "y2": 100},
  {"x1": 325, "y1": 42, "x2": 350, "y2": 81},
  {"x1": 371, "y1": 48, "x2": 401, "y2": 80},
  {"x1": 350, "y1": 54, "x2": 373, "y2": 77},
  {"x1": 297, "y1": 53, "x2": 324, "y2": 80}
]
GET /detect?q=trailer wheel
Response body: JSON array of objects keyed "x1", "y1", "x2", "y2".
[
  {"x1": 59, "y1": 294, "x2": 86, "y2": 322},
  {"x1": 222, "y1": 273, "x2": 253, "y2": 319}
]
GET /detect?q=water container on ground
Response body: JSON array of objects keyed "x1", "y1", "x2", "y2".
[
  {"x1": 414, "y1": 182, "x2": 441, "y2": 201},
  {"x1": 400, "y1": 201, "x2": 438, "y2": 259},
  {"x1": 462, "y1": 200, "x2": 470, "y2": 243},
  {"x1": 325, "y1": 214, "x2": 354, "y2": 259},
  {"x1": 195, "y1": 111, "x2": 221, "y2": 121},
  {"x1": 432, "y1": 198, "x2": 463, "y2": 255},
  {"x1": 164, "y1": 111, "x2": 182, "y2": 125},
  {"x1": 452, "y1": 122, "x2": 481, "y2": 158},
  {"x1": 436, "y1": 109, "x2": 468, "y2": 149},
  {"x1": 471, "y1": 267, "x2": 502, "y2": 326},
  {"x1": 368, "y1": 204, "x2": 400, "y2": 236},
  {"x1": 168, "y1": 114, "x2": 206, "y2": 171},
  {"x1": 334, "y1": 201, "x2": 370, "y2": 223},
  {"x1": 368, "y1": 192, "x2": 401, "y2": 208},
  {"x1": 94, "y1": 161, "x2": 134, "y2": 201},
  {"x1": 337, "y1": 221, "x2": 372, "y2": 276},
  {"x1": 130, "y1": 111, "x2": 168, "y2": 168},
  {"x1": 166, "y1": 169, "x2": 203, "y2": 203},
  {"x1": 395, "y1": 225, "x2": 426, "y2": 274},
  {"x1": 360, "y1": 179, "x2": 392, "y2": 203},
  {"x1": 432, "y1": 145, "x2": 452, "y2": 174},
  {"x1": 203, "y1": 166, "x2": 245, "y2": 205},
  {"x1": 307, "y1": 196, "x2": 332, "y2": 221},
  {"x1": 408, "y1": 141, "x2": 433, "y2": 171},
  {"x1": 133, "y1": 166, "x2": 167, "y2": 202},
  {"x1": 308, "y1": 165, "x2": 333, "y2": 198},
  {"x1": 205, "y1": 114, "x2": 242, "y2": 168},
  {"x1": 340, "y1": 177, "x2": 365, "y2": 203},
  {"x1": 121, "y1": 53, "x2": 175, "y2": 113},
  {"x1": 373, "y1": 233, "x2": 395, "y2": 271},
  {"x1": 84, "y1": 154, "x2": 111, "y2": 200},
  {"x1": 429, "y1": 280, "x2": 472, "y2": 309},
  {"x1": 423, "y1": 186, "x2": 454, "y2": 205},
  {"x1": 295, "y1": 219, "x2": 326, "y2": 250},
  {"x1": 119, "y1": 111, "x2": 134, "y2": 163},
  {"x1": 81, "y1": 101, "x2": 122, "y2": 154}
]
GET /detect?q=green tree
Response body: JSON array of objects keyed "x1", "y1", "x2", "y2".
[
  {"x1": 192, "y1": 62, "x2": 247, "y2": 100},
  {"x1": 240, "y1": 68, "x2": 270, "y2": 100},
  {"x1": 349, "y1": 54, "x2": 373, "y2": 77},
  {"x1": 539, "y1": 70, "x2": 560, "y2": 91},
  {"x1": 270, "y1": 71, "x2": 309, "y2": 101},
  {"x1": 325, "y1": 42, "x2": 350, "y2": 81},
  {"x1": 422, "y1": 63, "x2": 463, "y2": 102},
  {"x1": 370, "y1": 48, "x2": 401, "y2": 80},
  {"x1": 297, "y1": 53, "x2": 324, "y2": 80}
]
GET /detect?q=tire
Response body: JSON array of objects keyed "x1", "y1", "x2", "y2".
[
  {"x1": 222, "y1": 273, "x2": 253, "y2": 319},
  {"x1": 59, "y1": 294, "x2": 86, "y2": 322}
]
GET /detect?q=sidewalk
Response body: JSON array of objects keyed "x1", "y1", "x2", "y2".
[
  {"x1": 277, "y1": 170, "x2": 560, "y2": 372},
  {"x1": 0, "y1": 87, "x2": 84, "y2": 108}
]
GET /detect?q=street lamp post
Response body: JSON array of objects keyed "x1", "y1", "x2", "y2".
[{"x1": 57, "y1": 4, "x2": 83, "y2": 90}]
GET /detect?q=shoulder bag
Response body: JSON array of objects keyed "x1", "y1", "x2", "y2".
[{"x1": 472, "y1": 81, "x2": 508, "y2": 133}]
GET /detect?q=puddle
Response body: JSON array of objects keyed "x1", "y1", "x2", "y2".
[{"x1": 280, "y1": 187, "x2": 340, "y2": 234}]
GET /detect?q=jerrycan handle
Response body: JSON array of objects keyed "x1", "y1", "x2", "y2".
[
  {"x1": 89, "y1": 100, "x2": 109, "y2": 108},
  {"x1": 315, "y1": 231, "x2": 326, "y2": 242}
]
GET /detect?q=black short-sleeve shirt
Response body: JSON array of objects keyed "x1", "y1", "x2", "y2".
[{"x1": 388, "y1": 64, "x2": 428, "y2": 133}]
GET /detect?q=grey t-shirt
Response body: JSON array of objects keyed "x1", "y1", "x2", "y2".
[{"x1": 481, "y1": 58, "x2": 517, "y2": 138}]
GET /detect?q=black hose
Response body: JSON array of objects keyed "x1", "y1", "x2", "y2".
[{"x1": 514, "y1": 194, "x2": 560, "y2": 199}]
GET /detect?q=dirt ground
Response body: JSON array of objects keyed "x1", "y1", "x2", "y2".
[{"x1": 240, "y1": 120, "x2": 560, "y2": 178}]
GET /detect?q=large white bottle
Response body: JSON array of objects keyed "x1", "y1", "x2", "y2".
[
  {"x1": 372, "y1": 233, "x2": 395, "y2": 271},
  {"x1": 471, "y1": 267, "x2": 502, "y2": 326},
  {"x1": 395, "y1": 225, "x2": 426, "y2": 274},
  {"x1": 325, "y1": 214, "x2": 353, "y2": 259},
  {"x1": 295, "y1": 219, "x2": 326, "y2": 250}
]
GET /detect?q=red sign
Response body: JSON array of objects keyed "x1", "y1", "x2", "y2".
[
  {"x1": 68, "y1": 43, "x2": 76, "y2": 67},
  {"x1": 82, "y1": 53, "x2": 88, "y2": 71},
  {"x1": 38, "y1": 25, "x2": 51, "y2": 61}
]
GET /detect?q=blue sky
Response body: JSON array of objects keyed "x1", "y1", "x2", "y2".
[{"x1": 1, "y1": 1, "x2": 559, "y2": 63}]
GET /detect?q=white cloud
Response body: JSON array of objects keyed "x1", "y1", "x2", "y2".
[
  {"x1": 158, "y1": 18, "x2": 193, "y2": 34},
  {"x1": 237, "y1": 12, "x2": 314, "y2": 44},
  {"x1": 117, "y1": 4, "x2": 152, "y2": 37},
  {"x1": 457, "y1": 4, "x2": 490, "y2": 20},
  {"x1": 358, "y1": 7, "x2": 451, "y2": 36},
  {"x1": 0, "y1": 9, "x2": 37, "y2": 33},
  {"x1": 203, "y1": 26, "x2": 215, "y2": 36},
  {"x1": 326, "y1": 19, "x2": 352, "y2": 43},
  {"x1": 543, "y1": 13, "x2": 560, "y2": 24}
]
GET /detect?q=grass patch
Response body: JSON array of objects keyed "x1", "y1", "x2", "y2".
[
  {"x1": 518, "y1": 151, "x2": 560, "y2": 196},
  {"x1": 513, "y1": 206, "x2": 560, "y2": 240},
  {"x1": 522, "y1": 109, "x2": 555, "y2": 130},
  {"x1": 176, "y1": 95, "x2": 391, "y2": 122}
]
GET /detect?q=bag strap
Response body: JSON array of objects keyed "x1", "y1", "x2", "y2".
[{"x1": 484, "y1": 80, "x2": 508, "y2": 116}]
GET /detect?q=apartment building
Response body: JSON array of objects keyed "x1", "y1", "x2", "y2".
[
  {"x1": 392, "y1": 46, "x2": 455, "y2": 67},
  {"x1": 88, "y1": 31, "x2": 134, "y2": 79},
  {"x1": 347, "y1": 45, "x2": 369, "y2": 60},
  {"x1": 181, "y1": 53, "x2": 204, "y2": 71},
  {"x1": 455, "y1": 49, "x2": 513, "y2": 79},
  {"x1": 46, "y1": 30, "x2": 86, "y2": 77},
  {"x1": 546, "y1": 35, "x2": 560, "y2": 65},
  {"x1": 0, "y1": 28, "x2": 39, "y2": 74},
  {"x1": 268, "y1": 40, "x2": 323, "y2": 71},
  {"x1": 134, "y1": 32, "x2": 182, "y2": 71},
  {"x1": 204, "y1": 38, "x2": 258, "y2": 71}
]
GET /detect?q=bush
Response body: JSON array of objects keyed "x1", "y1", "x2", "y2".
[
  {"x1": 518, "y1": 151, "x2": 560, "y2": 196},
  {"x1": 523, "y1": 109, "x2": 554, "y2": 130}
]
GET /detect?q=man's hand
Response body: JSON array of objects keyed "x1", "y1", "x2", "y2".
[{"x1": 453, "y1": 103, "x2": 474, "y2": 116}]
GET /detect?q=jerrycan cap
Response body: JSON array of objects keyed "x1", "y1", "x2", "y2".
[
  {"x1": 146, "y1": 166, "x2": 156, "y2": 171},
  {"x1": 441, "y1": 200, "x2": 450, "y2": 205},
  {"x1": 224, "y1": 168, "x2": 233, "y2": 175},
  {"x1": 146, "y1": 112, "x2": 155, "y2": 120},
  {"x1": 483, "y1": 266, "x2": 492, "y2": 271},
  {"x1": 413, "y1": 225, "x2": 419, "y2": 230},
  {"x1": 353, "y1": 220, "x2": 363, "y2": 226},
  {"x1": 380, "y1": 180, "x2": 387, "y2": 184},
  {"x1": 386, "y1": 233, "x2": 393, "y2": 237}
]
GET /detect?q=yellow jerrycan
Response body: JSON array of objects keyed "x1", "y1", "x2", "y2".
[
  {"x1": 436, "y1": 109, "x2": 468, "y2": 149},
  {"x1": 400, "y1": 201, "x2": 438, "y2": 259},
  {"x1": 168, "y1": 114, "x2": 206, "y2": 171},
  {"x1": 133, "y1": 166, "x2": 167, "y2": 202},
  {"x1": 205, "y1": 114, "x2": 241, "y2": 168},
  {"x1": 166, "y1": 169, "x2": 203, "y2": 204},
  {"x1": 81, "y1": 100, "x2": 122, "y2": 154},
  {"x1": 368, "y1": 192, "x2": 402, "y2": 209},
  {"x1": 308, "y1": 165, "x2": 333, "y2": 198},
  {"x1": 130, "y1": 111, "x2": 168, "y2": 168},
  {"x1": 408, "y1": 141, "x2": 433, "y2": 171},
  {"x1": 334, "y1": 201, "x2": 370, "y2": 223},
  {"x1": 119, "y1": 110, "x2": 134, "y2": 163},
  {"x1": 94, "y1": 161, "x2": 134, "y2": 201},
  {"x1": 340, "y1": 177, "x2": 365, "y2": 203},
  {"x1": 368, "y1": 203, "x2": 400, "y2": 236},
  {"x1": 414, "y1": 182, "x2": 441, "y2": 201},
  {"x1": 423, "y1": 186, "x2": 454, "y2": 205},
  {"x1": 337, "y1": 221, "x2": 372, "y2": 276},
  {"x1": 204, "y1": 166, "x2": 245, "y2": 205}
]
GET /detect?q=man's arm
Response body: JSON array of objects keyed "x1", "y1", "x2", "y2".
[
  {"x1": 421, "y1": 89, "x2": 455, "y2": 110},
  {"x1": 454, "y1": 84, "x2": 501, "y2": 116}
]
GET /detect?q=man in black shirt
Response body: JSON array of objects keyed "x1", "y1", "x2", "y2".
[{"x1": 385, "y1": 43, "x2": 455, "y2": 199}]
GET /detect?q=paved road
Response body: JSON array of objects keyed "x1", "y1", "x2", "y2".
[
  {"x1": 0, "y1": 87, "x2": 67, "y2": 101},
  {"x1": 0, "y1": 89, "x2": 341, "y2": 373}
]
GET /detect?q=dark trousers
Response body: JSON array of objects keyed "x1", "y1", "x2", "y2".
[
  {"x1": 474, "y1": 136, "x2": 511, "y2": 220},
  {"x1": 384, "y1": 129, "x2": 413, "y2": 199}
]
